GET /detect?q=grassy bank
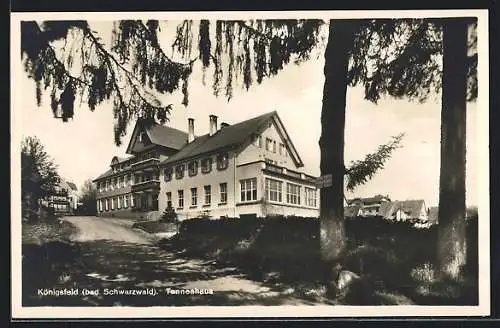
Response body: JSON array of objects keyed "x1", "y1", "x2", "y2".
[
  {"x1": 22, "y1": 218, "x2": 86, "y2": 306},
  {"x1": 159, "y1": 215, "x2": 478, "y2": 305}
]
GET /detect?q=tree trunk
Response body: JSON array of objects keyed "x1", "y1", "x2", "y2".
[
  {"x1": 437, "y1": 18, "x2": 468, "y2": 280},
  {"x1": 319, "y1": 20, "x2": 357, "y2": 264}
]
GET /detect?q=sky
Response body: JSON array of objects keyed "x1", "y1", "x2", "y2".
[{"x1": 18, "y1": 20, "x2": 481, "y2": 207}]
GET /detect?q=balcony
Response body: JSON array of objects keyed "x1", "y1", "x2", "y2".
[
  {"x1": 131, "y1": 180, "x2": 160, "y2": 193},
  {"x1": 131, "y1": 158, "x2": 160, "y2": 172}
]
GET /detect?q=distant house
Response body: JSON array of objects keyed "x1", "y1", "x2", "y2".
[
  {"x1": 40, "y1": 179, "x2": 78, "y2": 216},
  {"x1": 347, "y1": 195, "x2": 391, "y2": 217},
  {"x1": 379, "y1": 200, "x2": 428, "y2": 222},
  {"x1": 65, "y1": 181, "x2": 79, "y2": 211},
  {"x1": 345, "y1": 195, "x2": 428, "y2": 223}
]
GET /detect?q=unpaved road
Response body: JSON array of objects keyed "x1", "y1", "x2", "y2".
[
  {"x1": 28, "y1": 216, "x2": 330, "y2": 306},
  {"x1": 63, "y1": 216, "x2": 151, "y2": 244}
]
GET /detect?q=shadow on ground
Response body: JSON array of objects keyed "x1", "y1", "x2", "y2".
[{"x1": 22, "y1": 239, "x2": 332, "y2": 306}]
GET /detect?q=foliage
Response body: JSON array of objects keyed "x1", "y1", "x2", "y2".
[
  {"x1": 78, "y1": 179, "x2": 97, "y2": 215},
  {"x1": 345, "y1": 133, "x2": 405, "y2": 191},
  {"x1": 21, "y1": 136, "x2": 61, "y2": 220},
  {"x1": 21, "y1": 18, "x2": 477, "y2": 147},
  {"x1": 166, "y1": 215, "x2": 477, "y2": 304},
  {"x1": 160, "y1": 205, "x2": 178, "y2": 223},
  {"x1": 21, "y1": 20, "x2": 193, "y2": 145}
]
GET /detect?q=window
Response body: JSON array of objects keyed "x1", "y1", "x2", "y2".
[
  {"x1": 240, "y1": 178, "x2": 257, "y2": 202},
  {"x1": 164, "y1": 168, "x2": 173, "y2": 182},
  {"x1": 153, "y1": 171, "x2": 159, "y2": 181},
  {"x1": 166, "y1": 192, "x2": 172, "y2": 208},
  {"x1": 258, "y1": 136, "x2": 262, "y2": 148},
  {"x1": 272, "y1": 140, "x2": 277, "y2": 153},
  {"x1": 305, "y1": 187, "x2": 317, "y2": 207},
  {"x1": 286, "y1": 183, "x2": 301, "y2": 205},
  {"x1": 191, "y1": 188, "x2": 198, "y2": 206},
  {"x1": 130, "y1": 195, "x2": 135, "y2": 208},
  {"x1": 201, "y1": 158, "x2": 212, "y2": 174},
  {"x1": 220, "y1": 183, "x2": 227, "y2": 204},
  {"x1": 139, "y1": 131, "x2": 146, "y2": 143},
  {"x1": 98, "y1": 200, "x2": 103, "y2": 212},
  {"x1": 253, "y1": 134, "x2": 260, "y2": 147},
  {"x1": 216, "y1": 153, "x2": 229, "y2": 170},
  {"x1": 188, "y1": 161, "x2": 198, "y2": 176},
  {"x1": 124, "y1": 195, "x2": 129, "y2": 208},
  {"x1": 266, "y1": 138, "x2": 272, "y2": 151},
  {"x1": 114, "y1": 178, "x2": 118, "y2": 188},
  {"x1": 111, "y1": 197, "x2": 115, "y2": 210},
  {"x1": 124, "y1": 175, "x2": 129, "y2": 186},
  {"x1": 204, "y1": 185, "x2": 212, "y2": 205},
  {"x1": 279, "y1": 143, "x2": 285, "y2": 155},
  {"x1": 120, "y1": 176, "x2": 124, "y2": 188},
  {"x1": 178, "y1": 190, "x2": 184, "y2": 208},
  {"x1": 117, "y1": 196, "x2": 122, "y2": 209},
  {"x1": 175, "y1": 164, "x2": 185, "y2": 179},
  {"x1": 265, "y1": 178, "x2": 283, "y2": 202}
]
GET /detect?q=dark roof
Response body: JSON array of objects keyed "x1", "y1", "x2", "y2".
[
  {"x1": 147, "y1": 124, "x2": 187, "y2": 150},
  {"x1": 93, "y1": 169, "x2": 113, "y2": 182},
  {"x1": 66, "y1": 182, "x2": 77, "y2": 191},
  {"x1": 125, "y1": 120, "x2": 188, "y2": 154},
  {"x1": 349, "y1": 195, "x2": 391, "y2": 206},
  {"x1": 161, "y1": 111, "x2": 276, "y2": 165}
]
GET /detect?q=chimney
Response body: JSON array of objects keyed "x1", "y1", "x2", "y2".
[
  {"x1": 220, "y1": 122, "x2": 230, "y2": 129},
  {"x1": 209, "y1": 115, "x2": 218, "y2": 136},
  {"x1": 188, "y1": 118, "x2": 195, "y2": 143}
]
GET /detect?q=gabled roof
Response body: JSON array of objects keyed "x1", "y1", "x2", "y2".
[
  {"x1": 111, "y1": 155, "x2": 134, "y2": 166},
  {"x1": 125, "y1": 120, "x2": 188, "y2": 154},
  {"x1": 378, "y1": 201, "x2": 399, "y2": 219},
  {"x1": 379, "y1": 200, "x2": 426, "y2": 220},
  {"x1": 161, "y1": 111, "x2": 304, "y2": 167},
  {"x1": 147, "y1": 124, "x2": 188, "y2": 150},
  {"x1": 66, "y1": 182, "x2": 77, "y2": 191}
]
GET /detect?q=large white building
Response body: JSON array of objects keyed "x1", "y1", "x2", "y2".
[{"x1": 94, "y1": 111, "x2": 320, "y2": 220}]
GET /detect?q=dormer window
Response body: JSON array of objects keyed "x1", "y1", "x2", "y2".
[
  {"x1": 175, "y1": 164, "x2": 185, "y2": 179},
  {"x1": 188, "y1": 161, "x2": 198, "y2": 176},
  {"x1": 217, "y1": 153, "x2": 229, "y2": 170},
  {"x1": 201, "y1": 158, "x2": 212, "y2": 174},
  {"x1": 164, "y1": 167, "x2": 173, "y2": 182},
  {"x1": 139, "y1": 132, "x2": 146, "y2": 143}
]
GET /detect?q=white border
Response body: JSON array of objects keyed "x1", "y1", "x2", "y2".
[{"x1": 10, "y1": 9, "x2": 490, "y2": 318}]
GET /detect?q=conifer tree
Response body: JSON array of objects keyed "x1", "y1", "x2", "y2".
[{"x1": 21, "y1": 17, "x2": 477, "y2": 279}]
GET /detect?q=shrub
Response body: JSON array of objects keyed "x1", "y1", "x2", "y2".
[{"x1": 160, "y1": 205, "x2": 178, "y2": 223}]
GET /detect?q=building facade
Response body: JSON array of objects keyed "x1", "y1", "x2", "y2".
[
  {"x1": 94, "y1": 111, "x2": 320, "y2": 220},
  {"x1": 40, "y1": 179, "x2": 78, "y2": 216},
  {"x1": 345, "y1": 195, "x2": 428, "y2": 223}
]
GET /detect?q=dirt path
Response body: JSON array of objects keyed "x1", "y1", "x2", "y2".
[
  {"x1": 29, "y1": 216, "x2": 330, "y2": 306},
  {"x1": 63, "y1": 216, "x2": 151, "y2": 244}
]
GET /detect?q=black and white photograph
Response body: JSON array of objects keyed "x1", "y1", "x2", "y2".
[{"x1": 11, "y1": 10, "x2": 490, "y2": 318}]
